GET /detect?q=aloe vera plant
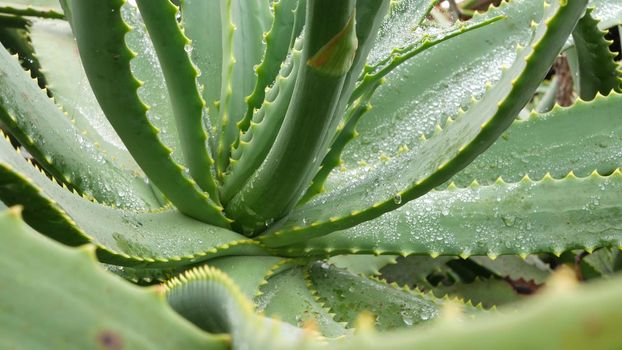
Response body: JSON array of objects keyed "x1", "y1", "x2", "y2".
[{"x1": 1, "y1": 0, "x2": 622, "y2": 348}]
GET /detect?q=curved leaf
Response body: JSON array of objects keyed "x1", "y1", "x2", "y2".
[
  {"x1": 226, "y1": 0, "x2": 359, "y2": 232},
  {"x1": 470, "y1": 256, "x2": 551, "y2": 284},
  {"x1": 136, "y1": 0, "x2": 219, "y2": 200},
  {"x1": 166, "y1": 265, "x2": 311, "y2": 350},
  {"x1": 0, "y1": 0, "x2": 63, "y2": 18},
  {"x1": 27, "y1": 18, "x2": 142, "y2": 175},
  {"x1": 220, "y1": 38, "x2": 302, "y2": 202},
  {"x1": 255, "y1": 266, "x2": 350, "y2": 338},
  {"x1": 451, "y1": 92, "x2": 622, "y2": 186},
  {"x1": 179, "y1": 0, "x2": 222, "y2": 139},
  {"x1": 0, "y1": 133, "x2": 266, "y2": 267},
  {"x1": 278, "y1": 170, "x2": 622, "y2": 259},
  {"x1": 207, "y1": 256, "x2": 291, "y2": 299},
  {"x1": 239, "y1": 0, "x2": 301, "y2": 133},
  {"x1": 339, "y1": 0, "x2": 543, "y2": 169},
  {"x1": 0, "y1": 43, "x2": 159, "y2": 210},
  {"x1": 571, "y1": 8, "x2": 621, "y2": 100},
  {"x1": 215, "y1": 0, "x2": 272, "y2": 176},
  {"x1": 0, "y1": 210, "x2": 227, "y2": 350},
  {"x1": 66, "y1": 0, "x2": 229, "y2": 225},
  {"x1": 262, "y1": 0, "x2": 587, "y2": 246},
  {"x1": 590, "y1": 0, "x2": 622, "y2": 29},
  {"x1": 334, "y1": 272, "x2": 622, "y2": 349},
  {"x1": 308, "y1": 263, "x2": 482, "y2": 331}
]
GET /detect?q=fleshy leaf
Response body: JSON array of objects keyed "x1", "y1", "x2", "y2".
[
  {"x1": 0, "y1": 43, "x2": 160, "y2": 210},
  {"x1": 0, "y1": 133, "x2": 266, "y2": 267},
  {"x1": 308, "y1": 263, "x2": 481, "y2": 331},
  {"x1": 451, "y1": 92, "x2": 622, "y2": 186},
  {"x1": 470, "y1": 256, "x2": 551, "y2": 285},
  {"x1": 136, "y1": 0, "x2": 219, "y2": 200},
  {"x1": 0, "y1": 209, "x2": 227, "y2": 349},
  {"x1": 278, "y1": 170, "x2": 622, "y2": 259},
  {"x1": 328, "y1": 254, "x2": 397, "y2": 276},
  {"x1": 207, "y1": 256, "x2": 291, "y2": 299},
  {"x1": 27, "y1": 18, "x2": 143, "y2": 175},
  {"x1": 66, "y1": 0, "x2": 229, "y2": 225},
  {"x1": 333, "y1": 272, "x2": 622, "y2": 349},
  {"x1": 179, "y1": 0, "x2": 222, "y2": 140},
  {"x1": 0, "y1": 0, "x2": 63, "y2": 18},
  {"x1": 226, "y1": 0, "x2": 359, "y2": 232},
  {"x1": 262, "y1": 0, "x2": 587, "y2": 246},
  {"x1": 340, "y1": 0, "x2": 543, "y2": 171},
  {"x1": 571, "y1": 8, "x2": 622, "y2": 100},
  {"x1": 220, "y1": 38, "x2": 302, "y2": 202},
  {"x1": 254, "y1": 266, "x2": 351, "y2": 338},
  {"x1": 239, "y1": 0, "x2": 302, "y2": 133},
  {"x1": 166, "y1": 265, "x2": 314, "y2": 349},
  {"x1": 590, "y1": 0, "x2": 622, "y2": 29},
  {"x1": 215, "y1": 0, "x2": 272, "y2": 176}
]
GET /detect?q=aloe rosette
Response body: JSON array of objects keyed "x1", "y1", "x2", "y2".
[{"x1": 1, "y1": 0, "x2": 622, "y2": 349}]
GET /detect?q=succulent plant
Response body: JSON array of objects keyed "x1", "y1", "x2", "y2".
[{"x1": 1, "y1": 0, "x2": 622, "y2": 348}]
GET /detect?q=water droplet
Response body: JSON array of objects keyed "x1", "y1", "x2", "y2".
[
  {"x1": 320, "y1": 262, "x2": 330, "y2": 270},
  {"x1": 501, "y1": 215, "x2": 516, "y2": 227},
  {"x1": 400, "y1": 311, "x2": 414, "y2": 326},
  {"x1": 184, "y1": 44, "x2": 193, "y2": 53},
  {"x1": 393, "y1": 194, "x2": 402, "y2": 204}
]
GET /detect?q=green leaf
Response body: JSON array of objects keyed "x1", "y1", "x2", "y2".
[
  {"x1": 121, "y1": 2, "x2": 185, "y2": 169},
  {"x1": 470, "y1": 256, "x2": 551, "y2": 285},
  {"x1": 226, "y1": 0, "x2": 359, "y2": 232},
  {"x1": 328, "y1": 254, "x2": 397, "y2": 276},
  {"x1": 340, "y1": 0, "x2": 543, "y2": 171},
  {"x1": 220, "y1": 38, "x2": 302, "y2": 202},
  {"x1": 0, "y1": 21, "x2": 48, "y2": 87},
  {"x1": 365, "y1": 0, "x2": 436, "y2": 66},
  {"x1": 571, "y1": 8, "x2": 621, "y2": 100},
  {"x1": 451, "y1": 92, "x2": 622, "y2": 186},
  {"x1": 582, "y1": 248, "x2": 620, "y2": 277},
  {"x1": 255, "y1": 266, "x2": 350, "y2": 338},
  {"x1": 262, "y1": 0, "x2": 587, "y2": 246},
  {"x1": 350, "y1": 16, "x2": 504, "y2": 104},
  {"x1": 165, "y1": 265, "x2": 310, "y2": 350},
  {"x1": 207, "y1": 256, "x2": 290, "y2": 299},
  {"x1": 0, "y1": 44, "x2": 160, "y2": 210},
  {"x1": 278, "y1": 170, "x2": 622, "y2": 259},
  {"x1": 0, "y1": 209, "x2": 227, "y2": 349},
  {"x1": 308, "y1": 263, "x2": 481, "y2": 331},
  {"x1": 431, "y1": 277, "x2": 523, "y2": 309},
  {"x1": 0, "y1": 133, "x2": 266, "y2": 267},
  {"x1": 215, "y1": 0, "x2": 272, "y2": 177},
  {"x1": 136, "y1": 0, "x2": 219, "y2": 200},
  {"x1": 300, "y1": 80, "x2": 380, "y2": 204},
  {"x1": 590, "y1": 0, "x2": 622, "y2": 29},
  {"x1": 179, "y1": 0, "x2": 222, "y2": 140},
  {"x1": 0, "y1": 0, "x2": 63, "y2": 18},
  {"x1": 27, "y1": 18, "x2": 145, "y2": 177},
  {"x1": 239, "y1": 0, "x2": 302, "y2": 134},
  {"x1": 66, "y1": 0, "x2": 229, "y2": 225},
  {"x1": 313, "y1": 0, "x2": 390, "y2": 200},
  {"x1": 381, "y1": 255, "x2": 458, "y2": 289},
  {"x1": 334, "y1": 273, "x2": 622, "y2": 349},
  {"x1": 304, "y1": 16, "x2": 504, "y2": 204}
]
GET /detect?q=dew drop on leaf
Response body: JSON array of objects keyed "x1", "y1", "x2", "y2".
[
  {"x1": 393, "y1": 194, "x2": 402, "y2": 204},
  {"x1": 502, "y1": 215, "x2": 516, "y2": 227}
]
